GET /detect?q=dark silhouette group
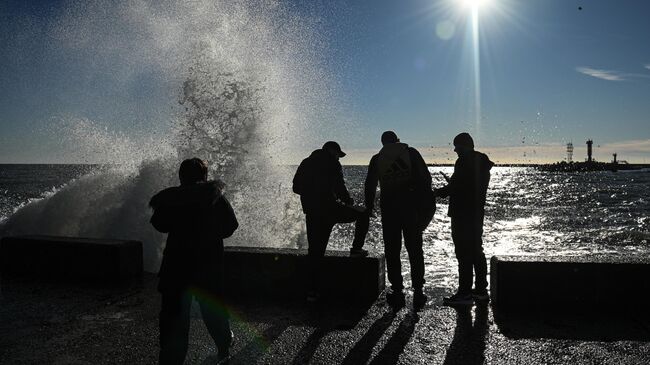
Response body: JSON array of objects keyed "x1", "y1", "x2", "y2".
[{"x1": 148, "y1": 131, "x2": 493, "y2": 364}]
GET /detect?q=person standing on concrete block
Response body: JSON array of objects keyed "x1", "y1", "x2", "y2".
[
  {"x1": 149, "y1": 158, "x2": 239, "y2": 365},
  {"x1": 365, "y1": 131, "x2": 434, "y2": 310},
  {"x1": 293, "y1": 141, "x2": 370, "y2": 302},
  {"x1": 435, "y1": 133, "x2": 494, "y2": 306}
]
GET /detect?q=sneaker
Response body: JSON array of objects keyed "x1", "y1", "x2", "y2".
[
  {"x1": 306, "y1": 291, "x2": 321, "y2": 303},
  {"x1": 413, "y1": 290, "x2": 427, "y2": 310},
  {"x1": 350, "y1": 248, "x2": 369, "y2": 257},
  {"x1": 443, "y1": 293, "x2": 473, "y2": 306},
  {"x1": 386, "y1": 290, "x2": 406, "y2": 309},
  {"x1": 471, "y1": 289, "x2": 490, "y2": 302}
]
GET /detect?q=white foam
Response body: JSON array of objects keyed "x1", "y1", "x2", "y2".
[{"x1": 1, "y1": 0, "x2": 339, "y2": 272}]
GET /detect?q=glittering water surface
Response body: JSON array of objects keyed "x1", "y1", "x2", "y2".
[
  {"x1": 332, "y1": 166, "x2": 650, "y2": 289},
  {"x1": 1, "y1": 165, "x2": 649, "y2": 290}
]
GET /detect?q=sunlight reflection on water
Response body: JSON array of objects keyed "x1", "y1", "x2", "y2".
[{"x1": 329, "y1": 166, "x2": 650, "y2": 291}]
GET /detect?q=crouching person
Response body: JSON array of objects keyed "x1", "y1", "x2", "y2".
[{"x1": 149, "y1": 158, "x2": 239, "y2": 365}]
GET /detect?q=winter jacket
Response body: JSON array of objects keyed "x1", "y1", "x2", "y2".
[
  {"x1": 436, "y1": 150, "x2": 494, "y2": 219},
  {"x1": 292, "y1": 148, "x2": 352, "y2": 216},
  {"x1": 365, "y1": 143, "x2": 432, "y2": 212},
  {"x1": 149, "y1": 180, "x2": 238, "y2": 294}
]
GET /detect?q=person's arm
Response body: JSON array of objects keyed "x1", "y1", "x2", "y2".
[
  {"x1": 150, "y1": 206, "x2": 173, "y2": 233},
  {"x1": 215, "y1": 196, "x2": 239, "y2": 239},
  {"x1": 332, "y1": 161, "x2": 353, "y2": 204},
  {"x1": 364, "y1": 155, "x2": 379, "y2": 211},
  {"x1": 435, "y1": 159, "x2": 462, "y2": 198}
]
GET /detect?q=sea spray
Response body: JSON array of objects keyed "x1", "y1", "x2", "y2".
[{"x1": 0, "y1": 0, "x2": 339, "y2": 271}]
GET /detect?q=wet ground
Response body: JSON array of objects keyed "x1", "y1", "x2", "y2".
[{"x1": 1, "y1": 274, "x2": 650, "y2": 364}]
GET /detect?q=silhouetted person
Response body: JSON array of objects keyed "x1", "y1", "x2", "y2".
[
  {"x1": 149, "y1": 158, "x2": 238, "y2": 364},
  {"x1": 365, "y1": 131, "x2": 432, "y2": 310},
  {"x1": 293, "y1": 141, "x2": 370, "y2": 302},
  {"x1": 435, "y1": 133, "x2": 494, "y2": 306}
]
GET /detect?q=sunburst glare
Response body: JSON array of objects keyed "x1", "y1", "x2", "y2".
[{"x1": 460, "y1": 0, "x2": 491, "y2": 10}]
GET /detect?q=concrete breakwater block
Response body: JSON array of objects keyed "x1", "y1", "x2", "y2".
[
  {"x1": 490, "y1": 255, "x2": 650, "y2": 313},
  {"x1": 224, "y1": 247, "x2": 385, "y2": 304},
  {"x1": 0, "y1": 235, "x2": 143, "y2": 283}
]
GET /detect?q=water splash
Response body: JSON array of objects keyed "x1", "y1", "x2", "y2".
[{"x1": 1, "y1": 0, "x2": 339, "y2": 271}]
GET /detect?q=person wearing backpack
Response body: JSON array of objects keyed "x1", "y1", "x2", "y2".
[
  {"x1": 364, "y1": 131, "x2": 433, "y2": 310},
  {"x1": 149, "y1": 158, "x2": 238, "y2": 364},
  {"x1": 293, "y1": 141, "x2": 370, "y2": 302}
]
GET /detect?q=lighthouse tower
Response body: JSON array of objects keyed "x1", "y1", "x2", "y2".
[{"x1": 566, "y1": 142, "x2": 574, "y2": 163}]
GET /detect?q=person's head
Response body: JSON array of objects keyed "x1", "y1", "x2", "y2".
[
  {"x1": 453, "y1": 132, "x2": 474, "y2": 156},
  {"x1": 381, "y1": 131, "x2": 399, "y2": 146},
  {"x1": 322, "y1": 141, "x2": 346, "y2": 160},
  {"x1": 179, "y1": 158, "x2": 208, "y2": 186}
]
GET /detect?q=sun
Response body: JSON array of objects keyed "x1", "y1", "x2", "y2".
[{"x1": 459, "y1": 0, "x2": 491, "y2": 10}]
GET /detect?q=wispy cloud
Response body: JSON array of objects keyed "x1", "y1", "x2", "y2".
[
  {"x1": 577, "y1": 66, "x2": 650, "y2": 81},
  {"x1": 576, "y1": 67, "x2": 624, "y2": 81}
]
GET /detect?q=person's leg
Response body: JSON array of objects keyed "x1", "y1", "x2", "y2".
[
  {"x1": 159, "y1": 291, "x2": 192, "y2": 365},
  {"x1": 351, "y1": 211, "x2": 370, "y2": 250},
  {"x1": 403, "y1": 217, "x2": 425, "y2": 291},
  {"x1": 197, "y1": 295, "x2": 232, "y2": 356},
  {"x1": 382, "y1": 211, "x2": 404, "y2": 293},
  {"x1": 472, "y1": 216, "x2": 488, "y2": 292},
  {"x1": 306, "y1": 214, "x2": 334, "y2": 293},
  {"x1": 404, "y1": 213, "x2": 427, "y2": 309},
  {"x1": 451, "y1": 218, "x2": 473, "y2": 296},
  {"x1": 330, "y1": 203, "x2": 369, "y2": 250}
]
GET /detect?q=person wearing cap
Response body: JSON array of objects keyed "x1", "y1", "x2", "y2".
[
  {"x1": 364, "y1": 131, "x2": 433, "y2": 310},
  {"x1": 435, "y1": 132, "x2": 494, "y2": 306},
  {"x1": 292, "y1": 141, "x2": 370, "y2": 302}
]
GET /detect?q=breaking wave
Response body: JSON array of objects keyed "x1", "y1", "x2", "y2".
[{"x1": 1, "y1": 0, "x2": 339, "y2": 271}]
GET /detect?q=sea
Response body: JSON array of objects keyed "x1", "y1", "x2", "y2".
[{"x1": 1, "y1": 164, "x2": 648, "y2": 291}]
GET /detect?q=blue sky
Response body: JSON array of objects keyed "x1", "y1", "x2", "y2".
[{"x1": 1, "y1": 0, "x2": 649, "y2": 164}]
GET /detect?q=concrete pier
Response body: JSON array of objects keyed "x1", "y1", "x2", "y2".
[
  {"x1": 0, "y1": 236, "x2": 385, "y2": 303},
  {"x1": 490, "y1": 255, "x2": 650, "y2": 313},
  {"x1": 0, "y1": 235, "x2": 143, "y2": 283},
  {"x1": 224, "y1": 247, "x2": 385, "y2": 304}
]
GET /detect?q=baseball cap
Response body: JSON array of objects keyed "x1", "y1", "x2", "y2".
[{"x1": 322, "y1": 141, "x2": 346, "y2": 157}]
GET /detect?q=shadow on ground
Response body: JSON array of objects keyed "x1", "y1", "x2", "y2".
[
  {"x1": 493, "y1": 307, "x2": 650, "y2": 341},
  {"x1": 442, "y1": 303, "x2": 489, "y2": 365}
]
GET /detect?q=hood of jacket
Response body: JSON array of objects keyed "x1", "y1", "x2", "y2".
[
  {"x1": 309, "y1": 148, "x2": 337, "y2": 163},
  {"x1": 378, "y1": 142, "x2": 409, "y2": 160},
  {"x1": 469, "y1": 150, "x2": 494, "y2": 172},
  {"x1": 149, "y1": 180, "x2": 224, "y2": 210}
]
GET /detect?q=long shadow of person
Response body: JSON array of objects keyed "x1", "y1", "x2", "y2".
[
  {"x1": 341, "y1": 310, "x2": 397, "y2": 365},
  {"x1": 368, "y1": 311, "x2": 419, "y2": 364},
  {"x1": 443, "y1": 302, "x2": 488, "y2": 365},
  {"x1": 291, "y1": 328, "x2": 329, "y2": 365}
]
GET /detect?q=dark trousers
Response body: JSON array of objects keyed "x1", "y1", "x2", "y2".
[
  {"x1": 159, "y1": 290, "x2": 231, "y2": 365},
  {"x1": 306, "y1": 204, "x2": 370, "y2": 291},
  {"x1": 451, "y1": 216, "x2": 488, "y2": 295},
  {"x1": 381, "y1": 206, "x2": 425, "y2": 292}
]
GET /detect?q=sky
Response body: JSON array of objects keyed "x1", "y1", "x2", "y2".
[{"x1": 1, "y1": 0, "x2": 649, "y2": 164}]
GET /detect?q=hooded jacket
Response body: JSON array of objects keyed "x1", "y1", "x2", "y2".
[
  {"x1": 149, "y1": 180, "x2": 238, "y2": 294},
  {"x1": 292, "y1": 148, "x2": 352, "y2": 216},
  {"x1": 436, "y1": 150, "x2": 494, "y2": 219}
]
